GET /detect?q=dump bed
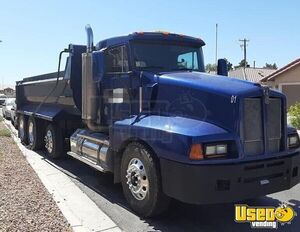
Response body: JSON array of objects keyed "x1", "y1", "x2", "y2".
[{"x1": 16, "y1": 44, "x2": 86, "y2": 122}]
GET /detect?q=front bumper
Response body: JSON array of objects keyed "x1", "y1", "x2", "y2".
[{"x1": 160, "y1": 152, "x2": 300, "y2": 204}]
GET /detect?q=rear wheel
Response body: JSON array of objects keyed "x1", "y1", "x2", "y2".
[
  {"x1": 121, "y1": 142, "x2": 170, "y2": 217},
  {"x1": 12, "y1": 116, "x2": 18, "y2": 129},
  {"x1": 28, "y1": 117, "x2": 44, "y2": 150},
  {"x1": 18, "y1": 115, "x2": 28, "y2": 145},
  {"x1": 44, "y1": 124, "x2": 64, "y2": 159}
]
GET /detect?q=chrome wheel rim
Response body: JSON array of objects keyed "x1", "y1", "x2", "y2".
[
  {"x1": 44, "y1": 129, "x2": 53, "y2": 153},
  {"x1": 19, "y1": 118, "x2": 25, "y2": 139},
  {"x1": 28, "y1": 121, "x2": 34, "y2": 144},
  {"x1": 126, "y1": 158, "x2": 149, "y2": 201}
]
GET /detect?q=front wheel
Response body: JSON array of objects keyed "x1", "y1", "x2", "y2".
[
  {"x1": 44, "y1": 124, "x2": 64, "y2": 159},
  {"x1": 121, "y1": 142, "x2": 170, "y2": 217}
]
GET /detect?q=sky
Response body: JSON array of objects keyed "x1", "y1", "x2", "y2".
[{"x1": 0, "y1": 0, "x2": 300, "y2": 87}]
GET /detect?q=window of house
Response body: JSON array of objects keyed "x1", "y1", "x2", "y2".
[{"x1": 105, "y1": 45, "x2": 129, "y2": 73}]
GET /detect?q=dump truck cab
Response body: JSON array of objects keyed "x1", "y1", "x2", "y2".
[{"x1": 16, "y1": 26, "x2": 300, "y2": 217}]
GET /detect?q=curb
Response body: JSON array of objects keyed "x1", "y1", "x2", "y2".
[{"x1": 4, "y1": 121, "x2": 122, "y2": 232}]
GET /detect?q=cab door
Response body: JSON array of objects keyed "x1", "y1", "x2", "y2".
[{"x1": 101, "y1": 44, "x2": 134, "y2": 125}]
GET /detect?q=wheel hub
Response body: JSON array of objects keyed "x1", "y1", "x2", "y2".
[
  {"x1": 28, "y1": 121, "x2": 34, "y2": 144},
  {"x1": 44, "y1": 130, "x2": 53, "y2": 153},
  {"x1": 19, "y1": 119, "x2": 24, "y2": 138},
  {"x1": 126, "y1": 158, "x2": 149, "y2": 201}
]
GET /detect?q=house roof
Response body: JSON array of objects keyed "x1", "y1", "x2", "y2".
[
  {"x1": 228, "y1": 67, "x2": 276, "y2": 83},
  {"x1": 0, "y1": 85, "x2": 15, "y2": 90},
  {"x1": 261, "y1": 58, "x2": 300, "y2": 82}
]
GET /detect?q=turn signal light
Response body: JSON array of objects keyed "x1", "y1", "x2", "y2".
[{"x1": 189, "y1": 144, "x2": 204, "y2": 160}]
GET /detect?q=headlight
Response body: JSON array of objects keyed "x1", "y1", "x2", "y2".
[
  {"x1": 288, "y1": 134, "x2": 300, "y2": 149},
  {"x1": 205, "y1": 144, "x2": 227, "y2": 158}
]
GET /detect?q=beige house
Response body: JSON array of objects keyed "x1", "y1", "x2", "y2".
[{"x1": 261, "y1": 58, "x2": 300, "y2": 108}]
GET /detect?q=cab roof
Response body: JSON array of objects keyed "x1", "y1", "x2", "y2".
[{"x1": 96, "y1": 32, "x2": 205, "y2": 50}]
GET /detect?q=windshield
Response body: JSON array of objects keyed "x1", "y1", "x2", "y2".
[{"x1": 132, "y1": 41, "x2": 205, "y2": 72}]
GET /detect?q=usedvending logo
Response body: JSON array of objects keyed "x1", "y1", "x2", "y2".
[{"x1": 235, "y1": 203, "x2": 296, "y2": 229}]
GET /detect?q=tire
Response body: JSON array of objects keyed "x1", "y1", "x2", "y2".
[
  {"x1": 13, "y1": 116, "x2": 18, "y2": 129},
  {"x1": 18, "y1": 115, "x2": 28, "y2": 145},
  {"x1": 44, "y1": 124, "x2": 64, "y2": 159},
  {"x1": 121, "y1": 142, "x2": 170, "y2": 217},
  {"x1": 27, "y1": 117, "x2": 44, "y2": 151}
]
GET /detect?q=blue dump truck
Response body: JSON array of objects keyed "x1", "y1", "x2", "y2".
[{"x1": 16, "y1": 25, "x2": 300, "y2": 217}]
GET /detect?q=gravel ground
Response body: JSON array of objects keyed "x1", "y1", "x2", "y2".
[{"x1": 0, "y1": 122, "x2": 71, "y2": 232}]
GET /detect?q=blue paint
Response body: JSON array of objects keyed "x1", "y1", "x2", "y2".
[
  {"x1": 92, "y1": 32, "x2": 295, "y2": 165},
  {"x1": 96, "y1": 32, "x2": 205, "y2": 50},
  {"x1": 17, "y1": 31, "x2": 298, "y2": 167}
]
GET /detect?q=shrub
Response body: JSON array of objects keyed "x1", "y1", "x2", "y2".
[
  {"x1": 0, "y1": 128, "x2": 11, "y2": 137},
  {"x1": 288, "y1": 102, "x2": 300, "y2": 129}
]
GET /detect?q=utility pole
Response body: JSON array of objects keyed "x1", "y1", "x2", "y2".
[
  {"x1": 215, "y1": 23, "x2": 218, "y2": 66},
  {"x1": 239, "y1": 38, "x2": 249, "y2": 69}
]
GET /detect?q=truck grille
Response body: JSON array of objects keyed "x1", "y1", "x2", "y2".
[
  {"x1": 266, "y1": 98, "x2": 282, "y2": 153},
  {"x1": 243, "y1": 98, "x2": 264, "y2": 156},
  {"x1": 242, "y1": 98, "x2": 282, "y2": 156}
]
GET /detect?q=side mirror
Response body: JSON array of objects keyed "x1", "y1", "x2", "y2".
[
  {"x1": 93, "y1": 51, "x2": 105, "y2": 81},
  {"x1": 217, "y1": 59, "x2": 228, "y2": 76}
]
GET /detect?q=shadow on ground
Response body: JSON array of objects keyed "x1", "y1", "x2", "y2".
[{"x1": 34, "y1": 149, "x2": 300, "y2": 232}]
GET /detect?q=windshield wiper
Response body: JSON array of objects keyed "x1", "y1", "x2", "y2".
[
  {"x1": 171, "y1": 68, "x2": 195, "y2": 71},
  {"x1": 138, "y1": 66, "x2": 166, "y2": 70}
]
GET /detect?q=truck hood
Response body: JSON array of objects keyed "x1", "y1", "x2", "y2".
[
  {"x1": 149, "y1": 71, "x2": 270, "y2": 132},
  {"x1": 158, "y1": 71, "x2": 262, "y2": 97}
]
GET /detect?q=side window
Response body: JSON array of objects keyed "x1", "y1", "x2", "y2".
[
  {"x1": 105, "y1": 45, "x2": 129, "y2": 73},
  {"x1": 177, "y1": 52, "x2": 198, "y2": 69}
]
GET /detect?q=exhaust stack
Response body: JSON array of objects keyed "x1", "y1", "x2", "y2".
[
  {"x1": 85, "y1": 24, "x2": 94, "y2": 53},
  {"x1": 82, "y1": 25, "x2": 106, "y2": 132}
]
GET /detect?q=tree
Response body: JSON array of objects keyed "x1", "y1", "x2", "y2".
[
  {"x1": 234, "y1": 59, "x2": 250, "y2": 69},
  {"x1": 224, "y1": 59, "x2": 233, "y2": 71},
  {"x1": 206, "y1": 60, "x2": 233, "y2": 72},
  {"x1": 263, "y1": 63, "x2": 277, "y2": 69},
  {"x1": 205, "y1": 63, "x2": 217, "y2": 72}
]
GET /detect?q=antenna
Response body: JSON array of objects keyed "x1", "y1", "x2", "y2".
[{"x1": 215, "y1": 24, "x2": 218, "y2": 65}]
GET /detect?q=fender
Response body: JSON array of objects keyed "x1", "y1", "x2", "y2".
[
  {"x1": 111, "y1": 115, "x2": 233, "y2": 163},
  {"x1": 17, "y1": 104, "x2": 80, "y2": 121}
]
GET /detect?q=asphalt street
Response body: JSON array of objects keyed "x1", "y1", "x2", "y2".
[{"x1": 1, "y1": 108, "x2": 299, "y2": 232}]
